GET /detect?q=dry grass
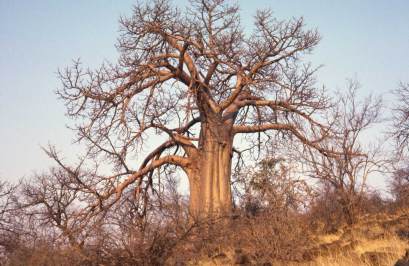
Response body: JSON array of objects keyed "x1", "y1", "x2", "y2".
[
  {"x1": 192, "y1": 236, "x2": 408, "y2": 266},
  {"x1": 192, "y1": 211, "x2": 409, "y2": 266},
  {"x1": 311, "y1": 236, "x2": 407, "y2": 266},
  {"x1": 317, "y1": 233, "x2": 342, "y2": 245},
  {"x1": 305, "y1": 214, "x2": 409, "y2": 266},
  {"x1": 354, "y1": 236, "x2": 407, "y2": 255}
]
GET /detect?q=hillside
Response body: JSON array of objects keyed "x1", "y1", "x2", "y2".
[{"x1": 191, "y1": 210, "x2": 409, "y2": 266}]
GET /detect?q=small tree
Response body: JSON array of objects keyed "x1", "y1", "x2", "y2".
[
  {"x1": 56, "y1": 0, "x2": 338, "y2": 219},
  {"x1": 20, "y1": 168, "x2": 94, "y2": 256},
  {"x1": 0, "y1": 181, "x2": 20, "y2": 259},
  {"x1": 392, "y1": 82, "x2": 409, "y2": 154},
  {"x1": 306, "y1": 83, "x2": 383, "y2": 225},
  {"x1": 391, "y1": 81, "x2": 409, "y2": 208},
  {"x1": 391, "y1": 166, "x2": 409, "y2": 207},
  {"x1": 0, "y1": 181, "x2": 16, "y2": 233}
]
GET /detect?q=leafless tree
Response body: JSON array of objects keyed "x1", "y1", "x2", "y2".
[
  {"x1": 0, "y1": 164, "x2": 197, "y2": 265},
  {"x1": 391, "y1": 81, "x2": 409, "y2": 208},
  {"x1": 0, "y1": 181, "x2": 20, "y2": 259},
  {"x1": 0, "y1": 181, "x2": 16, "y2": 232},
  {"x1": 19, "y1": 167, "x2": 102, "y2": 259},
  {"x1": 56, "y1": 0, "x2": 340, "y2": 219},
  {"x1": 391, "y1": 166, "x2": 409, "y2": 207},
  {"x1": 392, "y1": 82, "x2": 409, "y2": 154},
  {"x1": 305, "y1": 83, "x2": 384, "y2": 225}
]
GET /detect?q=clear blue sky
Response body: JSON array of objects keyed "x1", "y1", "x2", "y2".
[{"x1": 1, "y1": 0, "x2": 408, "y2": 185}]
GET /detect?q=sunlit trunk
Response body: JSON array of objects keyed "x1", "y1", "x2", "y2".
[{"x1": 188, "y1": 120, "x2": 233, "y2": 219}]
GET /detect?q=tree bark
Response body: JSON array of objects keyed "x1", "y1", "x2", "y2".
[{"x1": 188, "y1": 119, "x2": 233, "y2": 219}]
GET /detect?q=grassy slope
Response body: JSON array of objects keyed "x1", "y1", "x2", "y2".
[
  {"x1": 193, "y1": 210, "x2": 409, "y2": 266},
  {"x1": 308, "y1": 211, "x2": 409, "y2": 266}
]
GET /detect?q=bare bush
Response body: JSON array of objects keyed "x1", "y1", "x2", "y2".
[
  {"x1": 233, "y1": 157, "x2": 313, "y2": 216},
  {"x1": 391, "y1": 167, "x2": 409, "y2": 208},
  {"x1": 2, "y1": 166, "x2": 197, "y2": 265}
]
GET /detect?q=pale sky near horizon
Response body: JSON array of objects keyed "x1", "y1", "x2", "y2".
[{"x1": 1, "y1": 1, "x2": 408, "y2": 191}]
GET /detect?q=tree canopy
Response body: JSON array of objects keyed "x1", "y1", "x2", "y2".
[{"x1": 56, "y1": 0, "x2": 347, "y2": 217}]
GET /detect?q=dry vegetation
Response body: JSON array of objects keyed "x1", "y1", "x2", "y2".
[
  {"x1": 1, "y1": 164, "x2": 409, "y2": 265},
  {"x1": 1, "y1": 0, "x2": 409, "y2": 265}
]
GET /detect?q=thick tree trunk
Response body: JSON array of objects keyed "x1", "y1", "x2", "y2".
[{"x1": 188, "y1": 120, "x2": 233, "y2": 219}]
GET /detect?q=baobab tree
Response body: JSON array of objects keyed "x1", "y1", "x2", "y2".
[{"x1": 56, "y1": 0, "x2": 335, "y2": 219}]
